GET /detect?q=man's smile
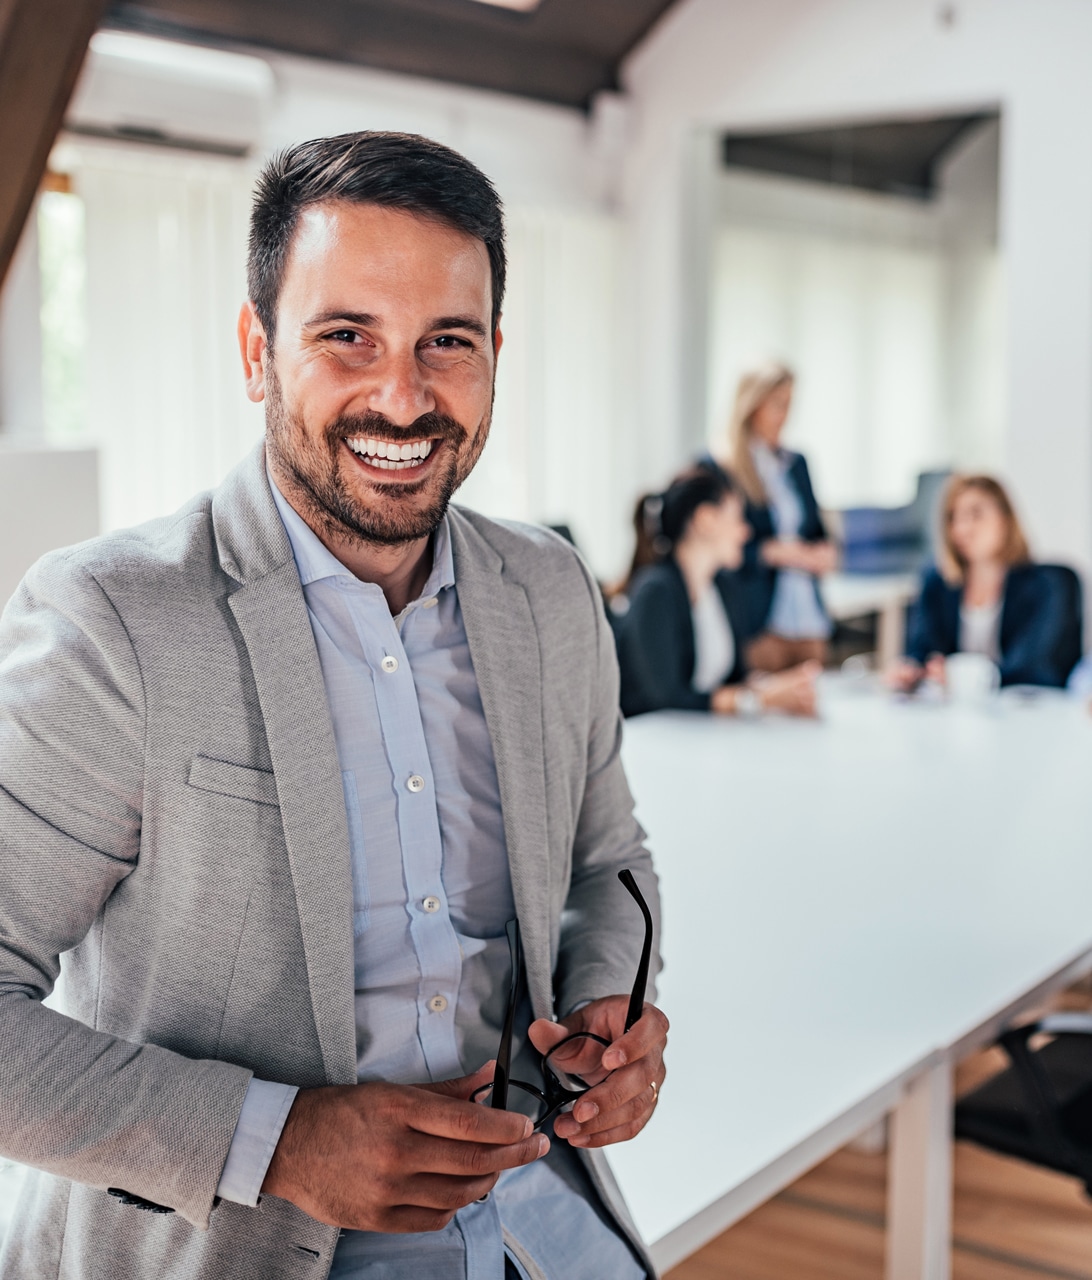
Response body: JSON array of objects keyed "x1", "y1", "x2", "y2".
[{"x1": 343, "y1": 435, "x2": 441, "y2": 475}]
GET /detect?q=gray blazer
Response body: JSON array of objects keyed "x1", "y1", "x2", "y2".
[{"x1": 0, "y1": 444, "x2": 661, "y2": 1280}]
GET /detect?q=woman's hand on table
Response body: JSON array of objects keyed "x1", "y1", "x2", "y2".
[
  {"x1": 753, "y1": 662, "x2": 820, "y2": 717},
  {"x1": 886, "y1": 655, "x2": 946, "y2": 693},
  {"x1": 713, "y1": 663, "x2": 822, "y2": 718},
  {"x1": 886, "y1": 659, "x2": 923, "y2": 693}
]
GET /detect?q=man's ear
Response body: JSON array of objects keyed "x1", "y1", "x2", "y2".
[
  {"x1": 493, "y1": 320, "x2": 504, "y2": 363},
  {"x1": 238, "y1": 301, "x2": 268, "y2": 403}
]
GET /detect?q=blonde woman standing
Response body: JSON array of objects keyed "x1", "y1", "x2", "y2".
[{"x1": 713, "y1": 363, "x2": 837, "y2": 672}]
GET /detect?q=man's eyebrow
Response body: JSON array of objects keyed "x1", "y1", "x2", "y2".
[
  {"x1": 302, "y1": 311, "x2": 488, "y2": 339},
  {"x1": 429, "y1": 315, "x2": 489, "y2": 339},
  {"x1": 304, "y1": 310, "x2": 379, "y2": 328}
]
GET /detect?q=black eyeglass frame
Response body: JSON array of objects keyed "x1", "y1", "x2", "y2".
[{"x1": 473, "y1": 868, "x2": 654, "y2": 1132}]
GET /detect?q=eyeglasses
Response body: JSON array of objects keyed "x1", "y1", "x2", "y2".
[{"x1": 472, "y1": 869, "x2": 654, "y2": 1132}]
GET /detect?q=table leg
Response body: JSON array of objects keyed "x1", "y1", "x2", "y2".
[
  {"x1": 877, "y1": 599, "x2": 907, "y2": 670},
  {"x1": 885, "y1": 1060, "x2": 952, "y2": 1280}
]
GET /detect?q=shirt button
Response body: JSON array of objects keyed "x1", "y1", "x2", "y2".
[
  {"x1": 422, "y1": 895, "x2": 441, "y2": 914},
  {"x1": 427, "y1": 994, "x2": 448, "y2": 1014},
  {"x1": 407, "y1": 774, "x2": 425, "y2": 793},
  {"x1": 422, "y1": 597, "x2": 438, "y2": 609},
  {"x1": 380, "y1": 655, "x2": 399, "y2": 674}
]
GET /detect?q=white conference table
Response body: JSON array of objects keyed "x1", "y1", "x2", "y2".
[{"x1": 607, "y1": 678, "x2": 1092, "y2": 1278}]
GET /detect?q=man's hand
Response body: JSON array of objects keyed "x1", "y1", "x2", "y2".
[
  {"x1": 528, "y1": 998, "x2": 668, "y2": 1149},
  {"x1": 260, "y1": 1062, "x2": 548, "y2": 1233}
]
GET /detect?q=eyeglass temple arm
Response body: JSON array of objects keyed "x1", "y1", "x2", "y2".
[
  {"x1": 492, "y1": 918, "x2": 522, "y2": 1111},
  {"x1": 618, "y1": 869, "x2": 654, "y2": 1033}
]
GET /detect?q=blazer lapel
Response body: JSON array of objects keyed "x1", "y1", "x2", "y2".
[
  {"x1": 449, "y1": 512, "x2": 554, "y2": 1021},
  {"x1": 214, "y1": 447, "x2": 357, "y2": 1086}
]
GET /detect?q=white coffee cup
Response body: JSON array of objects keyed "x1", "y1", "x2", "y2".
[{"x1": 946, "y1": 652, "x2": 1001, "y2": 705}]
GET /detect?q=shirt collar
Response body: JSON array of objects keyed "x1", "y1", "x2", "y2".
[
  {"x1": 751, "y1": 440, "x2": 788, "y2": 479},
  {"x1": 268, "y1": 469, "x2": 455, "y2": 598}
]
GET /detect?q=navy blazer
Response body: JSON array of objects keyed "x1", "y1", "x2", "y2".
[
  {"x1": 616, "y1": 559, "x2": 751, "y2": 717},
  {"x1": 727, "y1": 451, "x2": 827, "y2": 636},
  {"x1": 906, "y1": 563, "x2": 1083, "y2": 688}
]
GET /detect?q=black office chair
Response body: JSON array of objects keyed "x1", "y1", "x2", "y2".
[{"x1": 954, "y1": 1013, "x2": 1092, "y2": 1196}]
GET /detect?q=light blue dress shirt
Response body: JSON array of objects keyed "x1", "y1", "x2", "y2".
[{"x1": 215, "y1": 479, "x2": 645, "y2": 1280}]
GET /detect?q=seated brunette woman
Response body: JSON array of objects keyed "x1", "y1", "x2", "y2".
[
  {"x1": 709, "y1": 362, "x2": 838, "y2": 673},
  {"x1": 616, "y1": 466, "x2": 819, "y2": 718},
  {"x1": 889, "y1": 474, "x2": 1082, "y2": 691}
]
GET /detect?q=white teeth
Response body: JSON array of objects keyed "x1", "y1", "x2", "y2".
[{"x1": 345, "y1": 437, "x2": 436, "y2": 469}]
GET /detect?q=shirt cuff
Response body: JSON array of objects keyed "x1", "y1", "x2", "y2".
[{"x1": 216, "y1": 1077, "x2": 298, "y2": 1207}]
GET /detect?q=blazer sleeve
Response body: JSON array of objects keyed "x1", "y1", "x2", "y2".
[
  {"x1": 1000, "y1": 568, "x2": 1077, "y2": 688},
  {"x1": 618, "y1": 574, "x2": 712, "y2": 715},
  {"x1": 0, "y1": 551, "x2": 251, "y2": 1229},
  {"x1": 791, "y1": 454, "x2": 827, "y2": 543},
  {"x1": 905, "y1": 569, "x2": 955, "y2": 664},
  {"x1": 717, "y1": 570, "x2": 751, "y2": 683},
  {"x1": 742, "y1": 497, "x2": 774, "y2": 572},
  {"x1": 553, "y1": 556, "x2": 663, "y2": 1018}
]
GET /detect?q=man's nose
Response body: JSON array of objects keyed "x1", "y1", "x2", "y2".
[{"x1": 364, "y1": 348, "x2": 434, "y2": 426}]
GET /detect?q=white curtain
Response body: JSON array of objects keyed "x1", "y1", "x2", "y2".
[
  {"x1": 706, "y1": 220, "x2": 950, "y2": 510},
  {"x1": 70, "y1": 140, "x2": 263, "y2": 532},
  {"x1": 458, "y1": 205, "x2": 626, "y2": 577}
]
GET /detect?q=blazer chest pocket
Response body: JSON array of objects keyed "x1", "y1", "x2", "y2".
[{"x1": 187, "y1": 754, "x2": 280, "y2": 807}]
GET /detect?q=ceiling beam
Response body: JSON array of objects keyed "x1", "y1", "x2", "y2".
[
  {"x1": 0, "y1": 0, "x2": 108, "y2": 289},
  {"x1": 106, "y1": 0, "x2": 619, "y2": 108}
]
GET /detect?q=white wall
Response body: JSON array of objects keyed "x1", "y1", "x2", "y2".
[
  {"x1": 0, "y1": 446, "x2": 99, "y2": 606},
  {"x1": 620, "y1": 0, "x2": 1092, "y2": 573},
  {"x1": 938, "y1": 120, "x2": 1005, "y2": 473},
  {"x1": 0, "y1": 217, "x2": 45, "y2": 439}
]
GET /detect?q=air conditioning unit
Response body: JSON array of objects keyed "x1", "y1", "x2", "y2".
[{"x1": 66, "y1": 32, "x2": 274, "y2": 157}]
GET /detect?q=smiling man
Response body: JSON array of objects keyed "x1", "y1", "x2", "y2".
[{"x1": 0, "y1": 133, "x2": 665, "y2": 1280}]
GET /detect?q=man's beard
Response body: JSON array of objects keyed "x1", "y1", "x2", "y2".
[{"x1": 264, "y1": 364, "x2": 488, "y2": 548}]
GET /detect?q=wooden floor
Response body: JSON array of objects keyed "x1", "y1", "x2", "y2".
[{"x1": 666, "y1": 1001, "x2": 1092, "y2": 1280}]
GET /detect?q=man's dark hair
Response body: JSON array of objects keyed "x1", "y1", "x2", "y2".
[{"x1": 248, "y1": 131, "x2": 506, "y2": 343}]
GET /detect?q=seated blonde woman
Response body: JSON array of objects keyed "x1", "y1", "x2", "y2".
[
  {"x1": 710, "y1": 362, "x2": 837, "y2": 673},
  {"x1": 889, "y1": 474, "x2": 1082, "y2": 691}
]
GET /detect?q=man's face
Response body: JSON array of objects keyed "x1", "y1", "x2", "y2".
[{"x1": 250, "y1": 201, "x2": 499, "y2": 546}]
